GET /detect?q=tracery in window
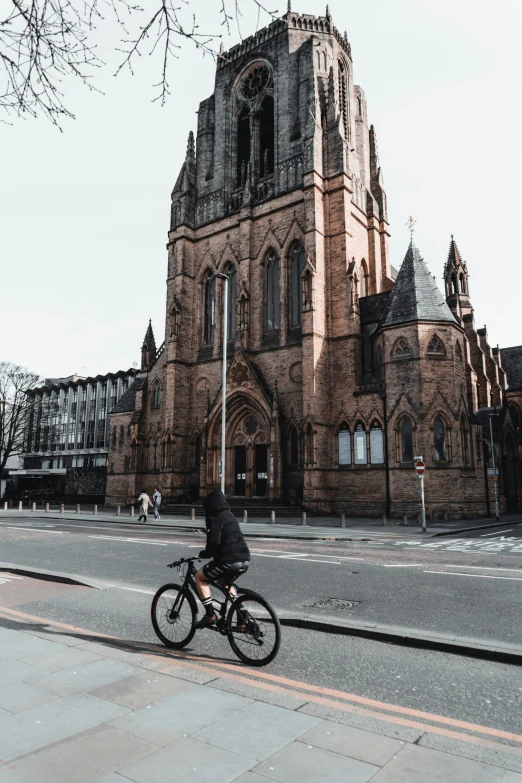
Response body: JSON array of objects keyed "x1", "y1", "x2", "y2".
[
  {"x1": 393, "y1": 338, "x2": 411, "y2": 358},
  {"x1": 427, "y1": 335, "x2": 445, "y2": 355}
]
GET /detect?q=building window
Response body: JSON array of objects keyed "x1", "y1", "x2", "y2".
[
  {"x1": 288, "y1": 427, "x2": 299, "y2": 465},
  {"x1": 338, "y1": 59, "x2": 348, "y2": 139},
  {"x1": 400, "y1": 417, "x2": 414, "y2": 462},
  {"x1": 266, "y1": 251, "x2": 280, "y2": 332},
  {"x1": 427, "y1": 335, "x2": 445, "y2": 355},
  {"x1": 151, "y1": 380, "x2": 162, "y2": 410},
  {"x1": 112, "y1": 428, "x2": 117, "y2": 449},
  {"x1": 237, "y1": 107, "x2": 250, "y2": 187},
  {"x1": 290, "y1": 243, "x2": 305, "y2": 327},
  {"x1": 455, "y1": 341, "x2": 462, "y2": 360},
  {"x1": 97, "y1": 420, "x2": 106, "y2": 448},
  {"x1": 460, "y1": 415, "x2": 470, "y2": 465},
  {"x1": 204, "y1": 270, "x2": 215, "y2": 344},
  {"x1": 259, "y1": 95, "x2": 274, "y2": 177},
  {"x1": 226, "y1": 265, "x2": 237, "y2": 341},
  {"x1": 338, "y1": 423, "x2": 351, "y2": 466},
  {"x1": 124, "y1": 455, "x2": 130, "y2": 473},
  {"x1": 354, "y1": 422, "x2": 367, "y2": 465},
  {"x1": 370, "y1": 421, "x2": 384, "y2": 464},
  {"x1": 393, "y1": 338, "x2": 411, "y2": 358},
  {"x1": 433, "y1": 416, "x2": 446, "y2": 461},
  {"x1": 119, "y1": 425, "x2": 124, "y2": 446}
]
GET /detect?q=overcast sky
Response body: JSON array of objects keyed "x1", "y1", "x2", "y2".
[{"x1": 1, "y1": 0, "x2": 520, "y2": 380}]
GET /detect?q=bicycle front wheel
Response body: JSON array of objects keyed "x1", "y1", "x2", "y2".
[
  {"x1": 151, "y1": 583, "x2": 196, "y2": 648},
  {"x1": 226, "y1": 591, "x2": 281, "y2": 666}
]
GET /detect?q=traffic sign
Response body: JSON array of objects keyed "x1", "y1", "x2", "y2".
[{"x1": 415, "y1": 460, "x2": 425, "y2": 476}]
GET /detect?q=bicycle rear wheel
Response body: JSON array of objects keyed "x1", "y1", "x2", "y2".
[
  {"x1": 151, "y1": 583, "x2": 196, "y2": 648},
  {"x1": 226, "y1": 591, "x2": 281, "y2": 666}
]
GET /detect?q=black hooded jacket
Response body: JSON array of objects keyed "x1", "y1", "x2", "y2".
[{"x1": 201, "y1": 490, "x2": 250, "y2": 565}]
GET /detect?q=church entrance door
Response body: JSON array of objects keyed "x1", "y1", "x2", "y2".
[
  {"x1": 254, "y1": 445, "x2": 268, "y2": 497},
  {"x1": 234, "y1": 446, "x2": 247, "y2": 496}
]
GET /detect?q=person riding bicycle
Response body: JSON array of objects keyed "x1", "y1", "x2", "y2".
[{"x1": 194, "y1": 489, "x2": 250, "y2": 629}]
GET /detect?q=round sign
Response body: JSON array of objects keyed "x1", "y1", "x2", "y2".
[{"x1": 415, "y1": 461, "x2": 425, "y2": 476}]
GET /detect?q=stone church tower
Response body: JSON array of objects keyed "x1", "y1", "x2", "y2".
[{"x1": 106, "y1": 7, "x2": 520, "y2": 517}]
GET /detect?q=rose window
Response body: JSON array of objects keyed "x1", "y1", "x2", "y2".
[{"x1": 242, "y1": 66, "x2": 271, "y2": 99}]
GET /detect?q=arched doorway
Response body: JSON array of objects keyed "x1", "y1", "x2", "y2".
[{"x1": 503, "y1": 432, "x2": 519, "y2": 512}]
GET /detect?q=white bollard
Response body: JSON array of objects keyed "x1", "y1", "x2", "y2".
[
  {"x1": 403, "y1": 514, "x2": 408, "y2": 526},
  {"x1": 2, "y1": 501, "x2": 7, "y2": 511},
  {"x1": 130, "y1": 506, "x2": 134, "y2": 517},
  {"x1": 18, "y1": 500, "x2": 22, "y2": 511},
  {"x1": 32, "y1": 502, "x2": 36, "y2": 512},
  {"x1": 381, "y1": 514, "x2": 387, "y2": 526},
  {"x1": 341, "y1": 513, "x2": 346, "y2": 528},
  {"x1": 270, "y1": 510, "x2": 275, "y2": 524},
  {"x1": 76, "y1": 504, "x2": 80, "y2": 514},
  {"x1": 45, "y1": 503, "x2": 49, "y2": 512},
  {"x1": 301, "y1": 511, "x2": 307, "y2": 526},
  {"x1": 60, "y1": 504, "x2": 64, "y2": 513},
  {"x1": 243, "y1": 509, "x2": 248, "y2": 523},
  {"x1": 191, "y1": 508, "x2": 195, "y2": 521},
  {"x1": 116, "y1": 505, "x2": 121, "y2": 516},
  {"x1": 93, "y1": 505, "x2": 97, "y2": 515}
]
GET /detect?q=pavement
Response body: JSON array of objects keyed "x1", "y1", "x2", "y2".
[
  {"x1": 1, "y1": 507, "x2": 518, "y2": 540},
  {"x1": 0, "y1": 614, "x2": 521, "y2": 782}
]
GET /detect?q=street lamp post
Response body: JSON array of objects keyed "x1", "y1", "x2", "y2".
[
  {"x1": 214, "y1": 273, "x2": 229, "y2": 494},
  {"x1": 489, "y1": 413, "x2": 500, "y2": 522}
]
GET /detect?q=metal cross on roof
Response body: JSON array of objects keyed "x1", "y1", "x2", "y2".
[{"x1": 405, "y1": 216, "x2": 417, "y2": 238}]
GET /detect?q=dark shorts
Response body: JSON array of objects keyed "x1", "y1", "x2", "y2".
[{"x1": 202, "y1": 560, "x2": 249, "y2": 583}]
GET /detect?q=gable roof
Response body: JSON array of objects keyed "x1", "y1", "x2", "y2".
[
  {"x1": 379, "y1": 240, "x2": 456, "y2": 328},
  {"x1": 501, "y1": 346, "x2": 522, "y2": 391},
  {"x1": 110, "y1": 377, "x2": 145, "y2": 414}
]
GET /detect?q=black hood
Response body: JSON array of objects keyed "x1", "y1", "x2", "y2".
[{"x1": 203, "y1": 490, "x2": 229, "y2": 516}]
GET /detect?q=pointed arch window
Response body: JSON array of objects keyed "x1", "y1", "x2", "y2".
[
  {"x1": 226, "y1": 265, "x2": 237, "y2": 340},
  {"x1": 393, "y1": 338, "x2": 411, "y2": 358},
  {"x1": 112, "y1": 428, "x2": 117, "y2": 449},
  {"x1": 359, "y1": 261, "x2": 368, "y2": 298},
  {"x1": 370, "y1": 421, "x2": 384, "y2": 464},
  {"x1": 290, "y1": 243, "x2": 306, "y2": 326},
  {"x1": 459, "y1": 273, "x2": 466, "y2": 294},
  {"x1": 460, "y1": 415, "x2": 470, "y2": 465},
  {"x1": 338, "y1": 59, "x2": 348, "y2": 139},
  {"x1": 354, "y1": 422, "x2": 367, "y2": 465},
  {"x1": 434, "y1": 417, "x2": 446, "y2": 461},
  {"x1": 204, "y1": 270, "x2": 215, "y2": 344},
  {"x1": 266, "y1": 251, "x2": 280, "y2": 332},
  {"x1": 455, "y1": 341, "x2": 462, "y2": 360},
  {"x1": 288, "y1": 426, "x2": 299, "y2": 465},
  {"x1": 119, "y1": 425, "x2": 124, "y2": 446},
  {"x1": 427, "y1": 335, "x2": 445, "y2": 355},
  {"x1": 338, "y1": 423, "x2": 351, "y2": 465},
  {"x1": 237, "y1": 107, "x2": 250, "y2": 188},
  {"x1": 400, "y1": 417, "x2": 414, "y2": 462},
  {"x1": 151, "y1": 380, "x2": 161, "y2": 410},
  {"x1": 259, "y1": 95, "x2": 274, "y2": 178}
]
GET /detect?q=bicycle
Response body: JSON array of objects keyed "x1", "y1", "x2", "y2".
[{"x1": 151, "y1": 556, "x2": 281, "y2": 666}]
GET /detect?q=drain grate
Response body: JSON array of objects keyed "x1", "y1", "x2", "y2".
[{"x1": 305, "y1": 597, "x2": 360, "y2": 611}]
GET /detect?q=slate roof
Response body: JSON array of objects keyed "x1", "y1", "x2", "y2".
[
  {"x1": 360, "y1": 291, "x2": 391, "y2": 324},
  {"x1": 110, "y1": 377, "x2": 145, "y2": 414},
  {"x1": 379, "y1": 241, "x2": 456, "y2": 328},
  {"x1": 501, "y1": 346, "x2": 522, "y2": 391}
]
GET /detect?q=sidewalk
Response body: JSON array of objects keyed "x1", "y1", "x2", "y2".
[
  {"x1": 0, "y1": 614, "x2": 520, "y2": 782},
  {"x1": 1, "y1": 507, "x2": 518, "y2": 540}
]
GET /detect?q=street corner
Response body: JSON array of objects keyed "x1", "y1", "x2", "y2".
[{"x1": 0, "y1": 571, "x2": 90, "y2": 610}]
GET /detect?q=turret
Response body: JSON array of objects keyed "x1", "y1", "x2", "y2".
[
  {"x1": 444, "y1": 236, "x2": 472, "y2": 324},
  {"x1": 141, "y1": 320, "x2": 156, "y2": 371}
]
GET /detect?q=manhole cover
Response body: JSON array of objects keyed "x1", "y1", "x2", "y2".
[{"x1": 305, "y1": 597, "x2": 360, "y2": 611}]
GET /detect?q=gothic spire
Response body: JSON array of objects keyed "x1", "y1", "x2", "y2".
[
  {"x1": 141, "y1": 319, "x2": 157, "y2": 370},
  {"x1": 445, "y1": 235, "x2": 464, "y2": 271}
]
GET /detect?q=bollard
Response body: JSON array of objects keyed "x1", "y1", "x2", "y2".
[
  {"x1": 9, "y1": 500, "x2": 12, "y2": 508},
  {"x1": 130, "y1": 505, "x2": 134, "y2": 517},
  {"x1": 191, "y1": 508, "x2": 195, "y2": 521},
  {"x1": 243, "y1": 509, "x2": 248, "y2": 523},
  {"x1": 270, "y1": 510, "x2": 275, "y2": 524},
  {"x1": 341, "y1": 512, "x2": 346, "y2": 528},
  {"x1": 116, "y1": 505, "x2": 121, "y2": 517},
  {"x1": 32, "y1": 502, "x2": 36, "y2": 512},
  {"x1": 18, "y1": 500, "x2": 23, "y2": 511},
  {"x1": 45, "y1": 503, "x2": 49, "y2": 513},
  {"x1": 403, "y1": 514, "x2": 408, "y2": 526},
  {"x1": 60, "y1": 504, "x2": 64, "y2": 513},
  {"x1": 301, "y1": 511, "x2": 307, "y2": 526},
  {"x1": 93, "y1": 505, "x2": 97, "y2": 515},
  {"x1": 76, "y1": 504, "x2": 80, "y2": 514},
  {"x1": 381, "y1": 514, "x2": 387, "y2": 526},
  {"x1": 2, "y1": 502, "x2": 7, "y2": 511}
]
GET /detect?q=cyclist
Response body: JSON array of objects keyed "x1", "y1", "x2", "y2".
[{"x1": 194, "y1": 489, "x2": 250, "y2": 629}]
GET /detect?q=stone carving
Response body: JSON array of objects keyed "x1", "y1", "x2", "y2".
[
  {"x1": 196, "y1": 377, "x2": 210, "y2": 395},
  {"x1": 242, "y1": 65, "x2": 271, "y2": 98},
  {"x1": 244, "y1": 415, "x2": 258, "y2": 436},
  {"x1": 230, "y1": 363, "x2": 249, "y2": 386},
  {"x1": 289, "y1": 362, "x2": 303, "y2": 384}
]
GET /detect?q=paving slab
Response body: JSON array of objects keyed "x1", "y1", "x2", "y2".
[
  {"x1": 89, "y1": 670, "x2": 196, "y2": 710},
  {"x1": 0, "y1": 660, "x2": 47, "y2": 689},
  {"x1": 0, "y1": 694, "x2": 129, "y2": 761},
  {"x1": 193, "y1": 701, "x2": 320, "y2": 762},
  {"x1": 21, "y1": 647, "x2": 102, "y2": 673},
  {"x1": 107, "y1": 686, "x2": 252, "y2": 747},
  {"x1": 0, "y1": 726, "x2": 156, "y2": 783},
  {"x1": 502, "y1": 774, "x2": 522, "y2": 782},
  {"x1": 0, "y1": 637, "x2": 67, "y2": 663},
  {"x1": 371, "y1": 743, "x2": 506, "y2": 783},
  {"x1": 253, "y1": 741, "x2": 378, "y2": 783},
  {"x1": 207, "y1": 677, "x2": 309, "y2": 711},
  {"x1": 297, "y1": 720, "x2": 405, "y2": 766},
  {"x1": 120, "y1": 736, "x2": 255, "y2": 783},
  {"x1": 0, "y1": 682, "x2": 60, "y2": 714},
  {"x1": 26, "y1": 659, "x2": 138, "y2": 697},
  {"x1": 93, "y1": 776, "x2": 135, "y2": 783}
]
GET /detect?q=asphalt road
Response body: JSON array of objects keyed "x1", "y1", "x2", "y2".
[{"x1": 0, "y1": 516, "x2": 521, "y2": 736}]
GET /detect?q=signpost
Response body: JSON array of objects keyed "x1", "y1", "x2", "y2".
[{"x1": 414, "y1": 456, "x2": 426, "y2": 533}]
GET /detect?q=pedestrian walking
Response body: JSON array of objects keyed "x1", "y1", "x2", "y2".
[
  {"x1": 152, "y1": 487, "x2": 162, "y2": 521},
  {"x1": 137, "y1": 489, "x2": 152, "y2": 523}
]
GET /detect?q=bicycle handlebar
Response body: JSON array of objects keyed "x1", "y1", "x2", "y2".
[{"x1": 167, "y1": 556, "x2": 201, "y2": 569}]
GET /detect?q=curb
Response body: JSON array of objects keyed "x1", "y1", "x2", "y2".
[
  {"x1": 0, "y1": 562, "x2": 99, "y2": 590},
  {"x1": 432, "y1": 520, "x2": 521, "y2": 537}
]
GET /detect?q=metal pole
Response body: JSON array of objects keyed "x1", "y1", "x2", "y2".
[
  {"x1": 489, "y1": 415, "x2": 499, "y2": 521},
  {"x1": 220, "y1": 276, "x2": 228, "y2": 494},
  {"x1": 420, "y1": 475, "x2": 426, "y2": 533}
]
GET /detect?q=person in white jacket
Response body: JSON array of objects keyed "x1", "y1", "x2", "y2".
[
  {"x1": 152, "y1": 488, "x2": 162, "y2": 521},
  {"x1": 137, "y1": 490, "x2": 152, "y2": 522}
]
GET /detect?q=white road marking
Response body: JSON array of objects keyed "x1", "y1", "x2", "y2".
[
  {"x1": 436, "y1": 564, "x2": 522, "y2": 573},
  {"x1": 253, "y1": 553, "x2": 341, "y2": 564},
  {"x1": 480, "y1": 529, "x2": 513, "y2": 537},
  {"x1": 110, "y1": 585, "x2": 156, "y2": 595},
  {"x1": 5, "y1": 527, "x2": 62, "y2": 534},
  {"x1": 383, "y1": 564, "x2": 424, "y2": 568},
  {"x1": 88, "y1": 535, "x2": 167, "y2": 546},
  {"x1": 424, "y1": 570, "x2": 522, "y2": 581},
  {"x1": 0, "y1": 573, "x2": 24, "y2": 579}
]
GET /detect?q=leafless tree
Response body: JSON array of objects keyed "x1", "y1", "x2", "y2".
[
  {"x1": 1, "y1": 0, "x2": 279, "y2": 127},
  {"x1": 0, "y1": 362, "x2": 40, "y2": 478}
]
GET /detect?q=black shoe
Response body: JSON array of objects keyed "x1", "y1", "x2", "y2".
[{"x1": 195, "y1": 614, "x2": 217, "y2": 630}]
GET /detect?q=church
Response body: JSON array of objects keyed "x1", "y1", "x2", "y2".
[{"x1": 106, "y1": 7, "x2": 521, "y2": 518}]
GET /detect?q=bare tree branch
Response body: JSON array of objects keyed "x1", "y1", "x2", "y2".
[{"x1": 0, "y1": 362, "x2": 41, "y2": 478}]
